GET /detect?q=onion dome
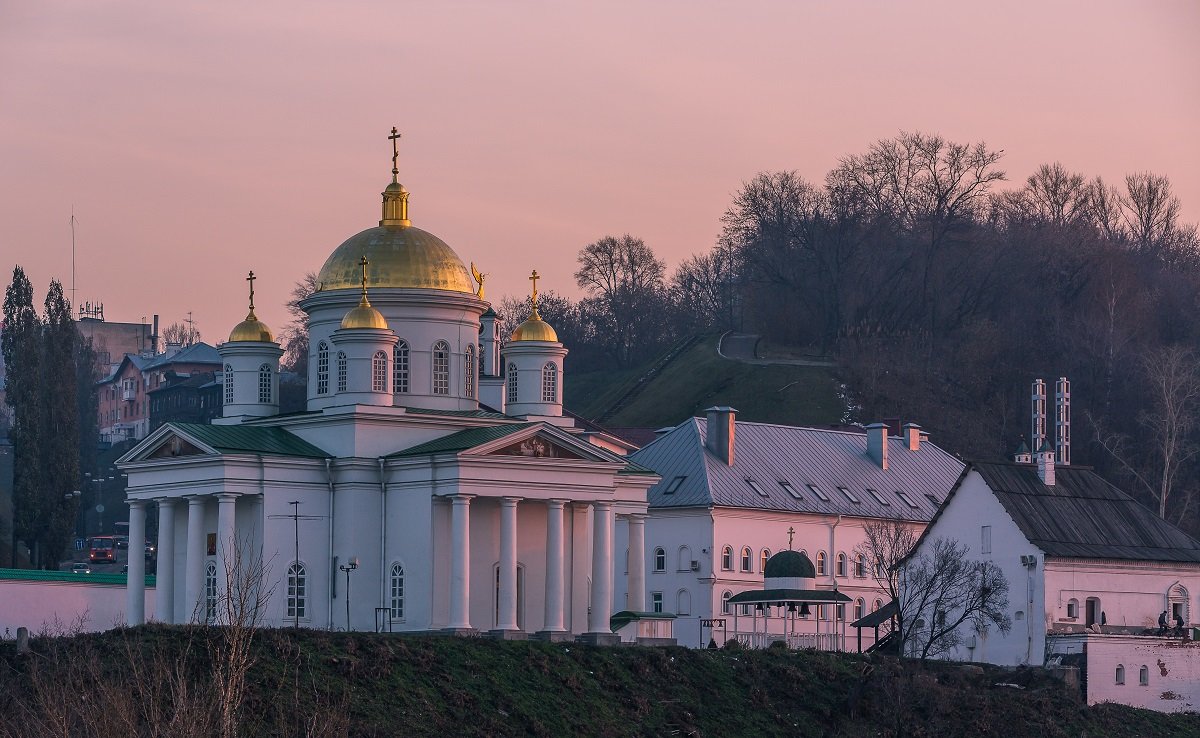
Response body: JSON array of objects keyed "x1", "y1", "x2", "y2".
[
  {"x1": 228, "y1": 271, "x2": 275, "y2": 342},
  {"x1": 510, "y1": 269, "x2": 558, "y2": 342},
  {"x1": 340, "y1": 256, "x2": 389, "y2": 330},
  {"x1": 764, "y1": 550, "x2": 816, "y2": 580}
]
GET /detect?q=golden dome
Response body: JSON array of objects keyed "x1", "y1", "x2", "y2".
[
  {"x1": 316, "y1": 225, "x2": 475, "y2": 293},
  {"x1": 511, "y1": 315, "x2": 558, "y2": 342},
  {"x1": 228, "y1": 313, "x2": 274, "y2": 343},
  {"x1": 341, "y1": 301, "x2": 388, "y2": 330}
]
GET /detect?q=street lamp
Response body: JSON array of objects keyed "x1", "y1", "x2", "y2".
[{"x1": 339, "y1": 557, "x2": 359, "y2": 632}]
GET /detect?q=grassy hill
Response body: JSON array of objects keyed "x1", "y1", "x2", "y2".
[
  {"x1": 0, "y1": 627, "x2": 1193, "y2": 737},
  {"x1": 566, "y1": 335, "x2": 845, "y2": 430}
]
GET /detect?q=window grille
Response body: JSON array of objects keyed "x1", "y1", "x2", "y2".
[
  {"x1": 393, "y1": 341, "x2": 409, "y2": 394},
  {"x1": 258, "y1": 364, "x2": 272, "y2": 403},
  {"x1": 372, "y1": 351, "x2": 388, "y2": 393},
  {"x1": 317, "y1": 342, "x2": 329, "y2": 395},
  {"x1": 432, "y1": 341, "x2": 450, "y2": 395}
]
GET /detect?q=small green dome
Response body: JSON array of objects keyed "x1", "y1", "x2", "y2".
[{"x1": 764, "y1": 550, "x2": 815, "y2": 579}]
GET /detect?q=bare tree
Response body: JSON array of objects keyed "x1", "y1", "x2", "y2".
[
  {"x1": 1094, "y1": 345, "x2": 1200, "y2": 520},
  {"x1": 1123, "y1": 172, "x2": 1182, "y2": 255},
  {"x1": 279, "y1": 272, "x2": 318, "y2": 374},
  {"x1": 162, "y1": 320, "x2": 202, "y2": 347},
  {"x1": 854, "y1": 517, "x2": 920, "y2": 647},
  {"x1": 901, "y1": 537, "x2": 1011, "y2": 661},
  {"x1": 1023, "y1": 162, "x2": 1089, "y2": 226},
  {"x1": 574, "y1": 235, "x2": 671, "y2": 367}
]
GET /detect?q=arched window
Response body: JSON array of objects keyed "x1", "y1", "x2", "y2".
[
  {"x1": 677, "y1": 545, "x2": 692, "y2": 572},
  {"x1": 874, "y1": 598, "x2": 883, "y2": 612},
  {"x1": 836, "y1": 552, "x2": 848, "y2": 577},
  {"x1": 464, "y1": 345, "x2": 475, "y2": 398},
  {"x1": 677, "y1": 589, "x2": 692, "y2": 616},
  {"x1": 205, "y1": 562, "x2": 218, "y2": 623},
  {"x1": 816, "y1": 551, "x2": 828, "y2": 576},
  {"x1": 316, "y1": 342, "x2": 329, "y2": 395},
  {"x1": 223, "y1": 364, "x2": 234, "y2": 404},
  {"x1": 1139, "y1": 665, "x2": 1149, "y2": 686},
  {"x1": 854, "y1": 598, "x2": 865, "y2": 620},
  {"x1": 760, "y1": 549, "x2": 771, "y2": 572},
  {"x1": 654, "y1": 547, "x2": 665, "y2": 572},
  {"x1": 1115, "y1": 664, "x2": 1125, "y2": 685},
  {"x1": 721, "y1": 546, "x2": 733, "y2": 571},
  {"x1": 855, "y1": 554, "x2": 867, "y2": 578},
  {"x1": 258, "y1": 364, "x2": 273, "y2": 403},
  {"x1": 393, "y1": 341, "x2": 409, "y2": 394},
  {"x1": 432, "y1": 340, "x2": 450, "y2": 395},
  {"x1": 389, "y1": 563, "x2": 405, "y2": 620},
  {"x1": 1066, "y1": 598, "x2": 1079, "y2": 619},
  {"x1": 721, "y1": 590, "x2": 732, "y2": 614},
  {"x1": 336, "y1": 352, "x2": 348, "y2": 393},
  {"x1": 506, "y1": 363, "x2": 518, "y2": 404},
  {"x1": 287, "y1": 562, "x2": 307, "y2": 620},
  {"x1": 740, "y1": 547, "x2": 752, "y2": 572},
  {"x1": 372, "y1": 350, "x2": 388, "y2": 393},
  {"x1": 542, "y1": 362, "x2": 557, "y2": 403}
]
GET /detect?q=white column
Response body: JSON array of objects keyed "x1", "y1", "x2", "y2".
[
  {"x1": 542, "y1": 499, "x2": 567, "y2": 632},
  {"x1": 155, "y1": 498, "x2": 176, "y2": 623},
  {"x1": 126, "y1": 500, "x2": 147, "y2": 625},
  {"x1": 497, "y1": 497, "x2": 520, "y2": 631},
  {"x1": 216, "y1": 493, "x2": 238, "y2": 620},
  {"x1": 448, "y1": 494, "x2": 473, "y2": 630},
  {"x1": 626, "y1": 513, "x2": 646, "y2": 612},
  {"x1": 184, "y1": 496, "x2": 206, "y2": 623},
  {"x1": 588, "y1": 501, "x2": 614, "y2": 634}
]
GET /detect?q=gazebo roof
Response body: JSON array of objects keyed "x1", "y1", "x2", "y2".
[
  {"x1": 850, "y1": 599, "x2": 897, "y2": 628},
  {"x1": 727, "y1": 589, "x2": 852, "y2": 605}
]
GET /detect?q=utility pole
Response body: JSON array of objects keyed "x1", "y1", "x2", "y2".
[
  {"x1": 70, "y1": 207, "x2": 79, "y2": 311},
  {"x1": 268, "y1": 501, "x2": 323, "y2": 629}
]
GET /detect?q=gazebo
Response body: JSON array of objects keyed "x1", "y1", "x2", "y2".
[{"x1": 726, "y1": 549, "x2": 852, "y2": 651}]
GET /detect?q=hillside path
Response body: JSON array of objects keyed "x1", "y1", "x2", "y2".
[{"x1": 717, "y1": 332, "x2": 836, "y2": 367}]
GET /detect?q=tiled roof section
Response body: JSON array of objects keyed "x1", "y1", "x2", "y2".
[
  {"x1": 170, "y1": 423, "x2": 329, "y2": 458},
  {"x1": 388, "y1": 423, "x2": 534, "y2": 458},
  {"x1": 973, "y1": 462, "x2": 1200, "y2": 563},
  {"x1": 631, "y1": 419, "x2": 963, "y2": 520}
]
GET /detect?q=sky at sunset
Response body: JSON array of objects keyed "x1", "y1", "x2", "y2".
[{"x1": 1, "y1": 1, "x2": 1197, "y2": 341}]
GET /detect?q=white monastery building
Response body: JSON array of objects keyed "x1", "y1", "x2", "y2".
[
  {"x1": 628, "y1": 409, "x2": 963, "y2": 649},
  {"x1": 119, "y1": 141, "x2": 657, "y2": 641}
]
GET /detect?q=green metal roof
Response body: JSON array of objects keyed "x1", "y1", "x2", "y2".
[
  {"x1": 388, "y1": 423, "x2": 534, "y2": 458},
  {"x1": 398, "y1": 406, "x2": 512, "y2": 420},
  {"x1": 610, "y1": 610, "x2": 678, "y2": 630},
  {"x1": 618, "y1": 459, "x2": 657, "y2": 476},
  {"x1": 0, "y1": 567, "x2": 155, "y2": 587},
  {"x1": 727, "y1": 588, "x2": 852, "y2": 604},
  {"x1": 170, "y1": 423, "x2": 329, "y2": 458},
  {"x1": 764, "y1": 550, "x2": 816, "y2": 579}
]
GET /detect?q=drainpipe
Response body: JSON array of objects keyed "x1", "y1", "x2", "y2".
[
  {"x1": 828, "y1": 514, "x2": 842, "y2": 586},
  {"x1": 325, "y1": 457, "x2": 336, "y2": 629},
  {"x1": 378, "y1": 457, "x2": 387, "y2": 622}
]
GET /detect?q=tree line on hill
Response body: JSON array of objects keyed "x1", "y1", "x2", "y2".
[{"x1": 1, "y1": 266, "x2": 100, "y2": 568}]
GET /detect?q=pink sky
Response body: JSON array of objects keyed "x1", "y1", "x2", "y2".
[{"x1": 1, "y1": 1, "x2": 1196, "y2": 341}]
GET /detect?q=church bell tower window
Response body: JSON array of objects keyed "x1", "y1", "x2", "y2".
[
  {"x1": 507, "y1": 363, "x2": 518, "y2": 404},
  {"x1": 542, "y1": 362, "x2": 557, "y2": 403},
  {"x1": 372, "y1": 351, "x2": 388, "y2": 393},
  {"x1": 258, "y1": 364, "x2": 273, "y2": 403},
  {"x1": 317, "y1": 342, "x2": 329, "y2": 395},
  {"x1": 432, "y1": 341, "x2": 450, "y2": 395},
  {"x1": 337, "y1": 352, "x2": 348, "y2": 393},
  {"x1": 464, "y1": 345, "x2": 475, "y2": 398},
  {"x1": 223, "y1": 365, "x2": 234, "y2": 405},
  {"x1": 394, "y1": 341, "x2": 409, "y2": 394}
]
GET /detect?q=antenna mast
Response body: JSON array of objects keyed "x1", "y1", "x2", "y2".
[{"x1": 70, "y1": 206, "x2": 79, "y2": 312}]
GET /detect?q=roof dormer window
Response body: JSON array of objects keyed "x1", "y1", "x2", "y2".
[
  {"x1": 838, "y1": 486, "x2": 861, "y2": 504},
  {"x1": 779, "y1": 481, "x2": 802, "y2": 499},
  {"x1": 746, "y1": 479, "x2": 768, "y2": 497},
  {"x1": 664, "y1": 476, "x2": 686, "y2": 495},
  {"x1": 867, "y1": 488, "x2": 889, "y2": 506},
  {"x1": 896, "y1": 490, "x2": 919, "y2": 508},
  {"x1": 806, "y1": 484, "x2": 830, "y2": 502}
]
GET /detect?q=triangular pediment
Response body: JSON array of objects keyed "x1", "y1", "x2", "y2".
[
  {"x1": 147, "y1": 434, "x2": 207, "y2": 459},
  {"x1": 118, "y1": 423, "x2": 220, "y2": 464},
  {"x1": 488, "y1": 433, "x2": 584, "y2": 460}
]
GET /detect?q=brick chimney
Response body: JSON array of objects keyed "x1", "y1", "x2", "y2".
[
  {"x1": 866, "y1": 423, "x2": 889, "y2": 469},
  {"x1": 1036, "y1": 440, "x2": 1055, "y2": 486},
  {"x1": 705, "y1": 407, "x2": 737, "y2": 466},
  {"x1": 902, "y1": 423, "x2": 922, "y2": 452}
]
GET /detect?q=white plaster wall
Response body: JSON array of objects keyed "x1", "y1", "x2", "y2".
[
  {"x1": 1044, "y1": 560, "x2": 1200, "y2": 632},
  {"x1": 0, "y1": 579, "x2": 156, "y2": 634},
  {"x1": 909, "y1": 470, "x2": 1045, "y2": 665},
  {"x1": 1051, "y1": 634, "x2": 1200, "y2": 712}
]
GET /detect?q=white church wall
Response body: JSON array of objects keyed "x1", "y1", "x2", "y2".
[
  {"x1": 1043, "y1": 559, "x2": 1200, "y2": 633},
  {"x1": 643, "y1": 509, "x2": 713, "y2": 647},
  {"x1": 1051, "y1": 633, "x2": 1200, "y2": 712},
  {"x1": 908, "y1": 470, "x2": 1044, "y2": 665},
  {"x1": 0, "y1": 577, "x2": 156, "y2": 634}
]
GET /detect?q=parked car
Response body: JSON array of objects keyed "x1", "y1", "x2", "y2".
[
  {"x1": 145, "y1": 541, "x2": 156, "y2": 559},
  {"x1": 69, "y1": 562, "x2": 91, "y2": 574}
]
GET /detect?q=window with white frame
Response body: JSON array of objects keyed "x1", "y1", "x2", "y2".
[
  {"x1": 205, "y1": 562, "x2": 218, "y2": 623},
  {"x1": 541, "y1": 362, "x2": 557, "y2": 403},
  {"x1": 721, "y1": 546, "x2": 733, "y2": 571},
  {"x1": 677, "y1": 589, "x2": 691, "y2": 616},
  {"x1": 336, "y1": 352, "x2": 348, "y2": 393},
  {"x1": 317, "y1": 342, "x2": 329, "y2": 394},
  {"x1": 287, "y1": 562, "x2": 307, "y2": 620},
  {"x1": 1066, "y1": 598, "x2": 1078, "y2": 619},
  {"x1": 874, "y1": 599, "x2": 883, "y2": 612},
  {"x1": 1139, "y1": 665, "x2": 1149, "y2": 686},
  {"x1": 721, "y1": 591, "x2": 732, "y2": 614},
  {"x1": 390, "y1": 563, "x2": 405, "y2": 620},
  {"x1": 258, "y1": 364, "x2": 273, "y2": 403},
  {"x1": 1115, "y1": 664, "x2": 1125, "y2": 685},
  {"x1": 816, "y1": 551, "x2": 827, "y2": 576},
  {"x1": 224, "y1": 365, "x2": 234, "y2": 404},
  {"x1": 651, "y1": 592, "x2": 663, "y2": 613},
  {"x1": 740, "y1": 547, "x2": 752, "y2": 572},
  {"x1": 836, "y1": 553, "x2": 847, "y2": 577},
  {"x1": 854, "y1": 598, "x2": 865, "y2": 620},
  {"x1": 855, "y1": 553, "x2": 866, "y2": 578},
  {"x1": 464, "y1": 345, "x2": 475, "y2": 398},
  {"x1": 654, "y1": 547, "x2": 665, "y2": 572},
  {"x1": 432, "y1": 341, "x2": 450, "y2": 395},
  {"x1": 677, "y1": 545, "x2": 692, "y2": 571},
  {"x1": 506, "y1": 363, "x2": 518, "y2": 404},
  {"x1": 393, "y1": 341, "x2": 409, "y2": 394},
  {"x1": 760, "y1": 549, "x2": 770, "y2": 572},
  {"x1": 372, "y1": 351, "x2": 388, "y2": 393}
]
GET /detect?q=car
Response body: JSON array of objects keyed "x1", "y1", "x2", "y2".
[{"x1": 69, "y1": 562, "x2": 91, "y2": 574}]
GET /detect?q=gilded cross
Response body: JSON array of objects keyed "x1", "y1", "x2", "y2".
[
  {"x1": 359, "y1": 256, "x2": 370, "y2": 296},
  {"x1": 787, "y1": 526, "x2": 795, "y2": 550},
  {"x1": 246, "y1": 270, "x2": 256, "y2": 311},
  {"x1": 388, "y1": 127, "x2": 402, "y2": 181},
  {"x1": 529, "y1": 269, "x2": 540, "y2": 308}
]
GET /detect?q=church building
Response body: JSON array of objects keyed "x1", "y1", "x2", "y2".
[{"x1": 118, "y1": 134, "x2": 657, "y2": 640}]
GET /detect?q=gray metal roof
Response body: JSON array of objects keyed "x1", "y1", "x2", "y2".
[
  {"x1": 971, "y1": 462, "x2": 1200, "y2": 563},
  {"x1": 631, "y1": 418, "x2": 963, "y2": 521}
]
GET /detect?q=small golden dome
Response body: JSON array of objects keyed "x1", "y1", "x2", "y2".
[
  {"x1": 341, "y1": 302, "x2": 389, "y2": 330},
  {"x1": 511, "y1": 315, "x2": 558, "y2": 342},
  {"x1": 228, "y1": 313, "x2": 274, "y2": 343}
]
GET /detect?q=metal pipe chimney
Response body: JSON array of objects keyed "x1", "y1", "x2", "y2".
[
  {"x1": 1056, "y1": 377, "x2": 1071, "y2": 465},
  {"x1": 1032, "y1": 379, "x2": 1047, "y2": 455}
]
